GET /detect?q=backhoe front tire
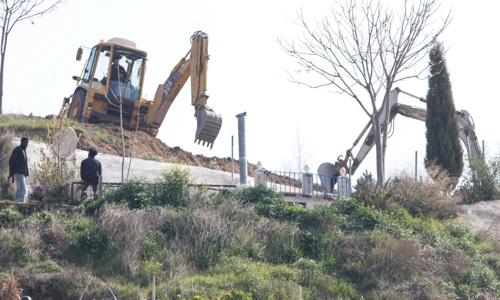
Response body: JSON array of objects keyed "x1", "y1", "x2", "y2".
[{"x1": 67, "y1": 89, "x2": 87, "y2": 121}]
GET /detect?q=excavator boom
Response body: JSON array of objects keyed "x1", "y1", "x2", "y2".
[{"x1": 145, "y1": 31, "x2": 222, "y2": 148}]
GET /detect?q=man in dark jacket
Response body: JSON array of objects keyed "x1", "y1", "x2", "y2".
[
  {"x1": 80, "y1": 147, "x2": 102, "y2": 200},
  {"x1": 9, "y1": 137, "x2": 29, "y2": 203}
]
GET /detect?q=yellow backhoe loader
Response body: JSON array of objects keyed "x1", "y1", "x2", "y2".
[{"x1": 59, "y1": 31, "x2": 222, "y2": 148}]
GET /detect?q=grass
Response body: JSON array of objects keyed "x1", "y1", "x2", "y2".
[
  {"x1": 0, "y1": 113, "x2": 122, "y2": 145},
  {"x1": 0, "y1": 114, "x2": 49, "y2": 131},
  {"x1": 3, "y1": 173, "x2": 500, "y2": 299},
  {"x1": 2, "y1": 114, "x2": 500, "y2": 299}
]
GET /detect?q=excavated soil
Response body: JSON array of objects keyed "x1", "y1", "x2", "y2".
[{"x1": 19, "y1": 122, "x2": 257, "y2": 176}]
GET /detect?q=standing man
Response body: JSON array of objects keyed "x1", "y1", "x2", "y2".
[
  {"x1": 80, "y1": 147, "x2": 102, "y2": 200},
  {"x1": 9, "y1": 137, "x2": 29, "y2": 203}
]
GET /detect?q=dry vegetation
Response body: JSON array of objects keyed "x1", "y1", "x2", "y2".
[{"x1": 2, "y1": 114, "x2": 500, "y2": 299}]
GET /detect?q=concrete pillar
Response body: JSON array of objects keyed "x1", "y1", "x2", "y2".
[
  {"x1": 236, "y1": 112, "x2": 248, "y2": 185},
  {"x1": 337, "y1": 167, "x2": 351, "y2": 197},
  {"x1": 254, "y1": 161, "x2": 266, "y2": 186},
  {"x1": 302, "y1": 164, "x2": 313, "y2": 196}
]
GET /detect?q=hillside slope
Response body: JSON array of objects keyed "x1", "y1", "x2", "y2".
[
  {"x1": 18, "y1": 121, "x2": 258, "y2": 176},
  {"x1": 8, "y1": 116, "x2": 500, "y2": 238}
]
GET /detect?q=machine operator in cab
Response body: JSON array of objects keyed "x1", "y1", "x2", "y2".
[{"x1": 109, "y1": 54, "x2": 127, "y2": 96}]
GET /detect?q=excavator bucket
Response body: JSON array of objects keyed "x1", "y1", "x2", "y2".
[{"x1": 194, "y1": 105, "x2": 222, "y2": 149}]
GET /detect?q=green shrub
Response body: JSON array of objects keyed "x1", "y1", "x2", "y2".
[
  {"x1": 458, "y1": 156, "x2": 500, "y2": 203},
  {"x1": 152, "y1": 165, "x2": 191, "y2": 207},
  {"x1": 0, "y1": 208, "x2": 22, "y2": 224},
  {"x1": 456, "y1": 265, "x2": 500, "y2": 299},
  {"x1": 234, "y1": 184, "x2": 309, "y2": 222},
  {"x1": 219, "y1": 289, "x2": 253, "y2": 300},
  {"x1": 168, "y1": 256, "x2": 301, "y2": 300},
  {"x1": 104, "y1": 178, "x2": 152, "y2": 209},
  {"x1": 104, "y1": 165, "x2": 191, "y2": 209},
  {"x1": 353, "y1": 172, "x2": 393, "y2": 211},
  {"x1": 22, "y1": 260, "x2": 62, "y2": 273},
  {"x1": 238, "y1": 184, "x2": 284, "y2": 205},
  {"x1": 258, "y1": 219, "x2": 301, "y2": 264},
  {"x1": 65, "y1": 217, "x2": 107, "y2": 265},
  {"x1": 483, "y1": 253, "x2": 500, "y2": 278},
  {"x1": 294, "y1": 258, "x2": 358, "y2": 299},
  {"x1": 299, "y1": 204, "x2": 341, "y2": 231},
  {"x1": 256, "y1": 200, "x2": 308, "y2": 222},
  {"x1": 140, "y1": 231, "x2": 168, "y2": 261},
  {"x1": 26, "y1": 210, "x2": 55, "y2": 226},
  {"x1": 0, "y1": 228, "x2": 26, "y2": 267}
]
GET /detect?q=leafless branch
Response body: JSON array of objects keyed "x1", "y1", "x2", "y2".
[{"x1": 279, "y1": 0, "x2": 451, "y2": 182}]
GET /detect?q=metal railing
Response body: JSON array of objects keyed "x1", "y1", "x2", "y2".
[
  {"x1": 70, "y1": 181, "x2": 122, "y2": 201},
  {"x1": 70, "y1": 171, "x2": 352, "y2": 202},
  {"x1": 70, "y1": 181, "x2": 238, "y2": 202},
  {"x1": 255, "y1": 169, "x2": 352, "y2": 199}
]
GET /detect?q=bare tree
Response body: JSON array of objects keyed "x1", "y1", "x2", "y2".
[
  {"x1": 279, "y1": 0, "x2": 450, "y2": 183},
  {"x1": 281, "y1": 129, "x2": 314, "y2": 172},
  {"x1": 0, "y1": 0, "x2": 62, "y2": 114}
]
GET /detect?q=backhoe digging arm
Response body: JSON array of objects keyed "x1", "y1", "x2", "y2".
[
  {"x1": 339, "y1": 88, "x2": 483, "y2": 176},
  {"x1": 145, "y1": 31, "x2": 222, "y2": 148}
]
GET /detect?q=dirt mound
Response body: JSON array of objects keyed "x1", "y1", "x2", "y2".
[
  {"x1": 456, "y1": 200, "x2": 500, "y2": 240},
  {"x1": 74, "y1": 123, "x2": 257, "y2": 176}
]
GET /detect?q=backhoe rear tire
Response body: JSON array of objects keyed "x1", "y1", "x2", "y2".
[{"x1": 67, "y1": 89, "x2": 87, "y2": 121}]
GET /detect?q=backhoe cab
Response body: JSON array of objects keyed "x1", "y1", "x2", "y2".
[{"x1": 59, "y1": 31, "x2": 222, "y2": 148}]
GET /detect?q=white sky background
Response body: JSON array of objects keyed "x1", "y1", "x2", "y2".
[{"x1": 4, "y1": 0, "x2": 500, "y2": 183}]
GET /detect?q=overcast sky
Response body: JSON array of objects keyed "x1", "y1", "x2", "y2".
[{"x1": 4, "y1": 0, "x2": 500, "y2": 182}]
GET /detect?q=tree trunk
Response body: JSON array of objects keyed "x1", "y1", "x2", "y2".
[{"x1": 374, "y1": 115, "x2": 385, "y2": 184}]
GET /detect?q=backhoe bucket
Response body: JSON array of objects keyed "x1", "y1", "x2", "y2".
[{"x1": 194, "y1": 105, "x2": 222, "y2": 149}]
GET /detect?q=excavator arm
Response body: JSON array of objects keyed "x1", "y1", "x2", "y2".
[
  {"x1": 325, "y1": 88, "x2": 483, "y2": 177},
  {"x1": 145, "y1": 31, "x2": 222, "y2": 148}
]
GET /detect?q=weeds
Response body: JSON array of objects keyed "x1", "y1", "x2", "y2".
[
  {"x1": 458, "y1": 156, "x2": 500, "y2": 203},
  {"x1": 0, "y1": 113, "x2": 50, "y2": 131},
  {"x1": 388, "y1": 172, "x2": 458, "y2": 219},
  {"x1": 0, "y1": 274, "x2": 22, "y2": 300},
  {"x1": 29, "y1": 117, "x2": 79, "y2": 201},
  {"x1": 99, "y1": 204, "x2": 171, "y2": 276},
  {"x1": 0, "y1": 130, "x2": 14, "y2": 199},
  {"x1": 1, "y1": 153, "x2": 500, "y2": 298}
]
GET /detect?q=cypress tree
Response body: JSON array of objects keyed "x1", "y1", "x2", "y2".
[{"x1": 425, "y1": 42, "x2": 463, "y2": 181}]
